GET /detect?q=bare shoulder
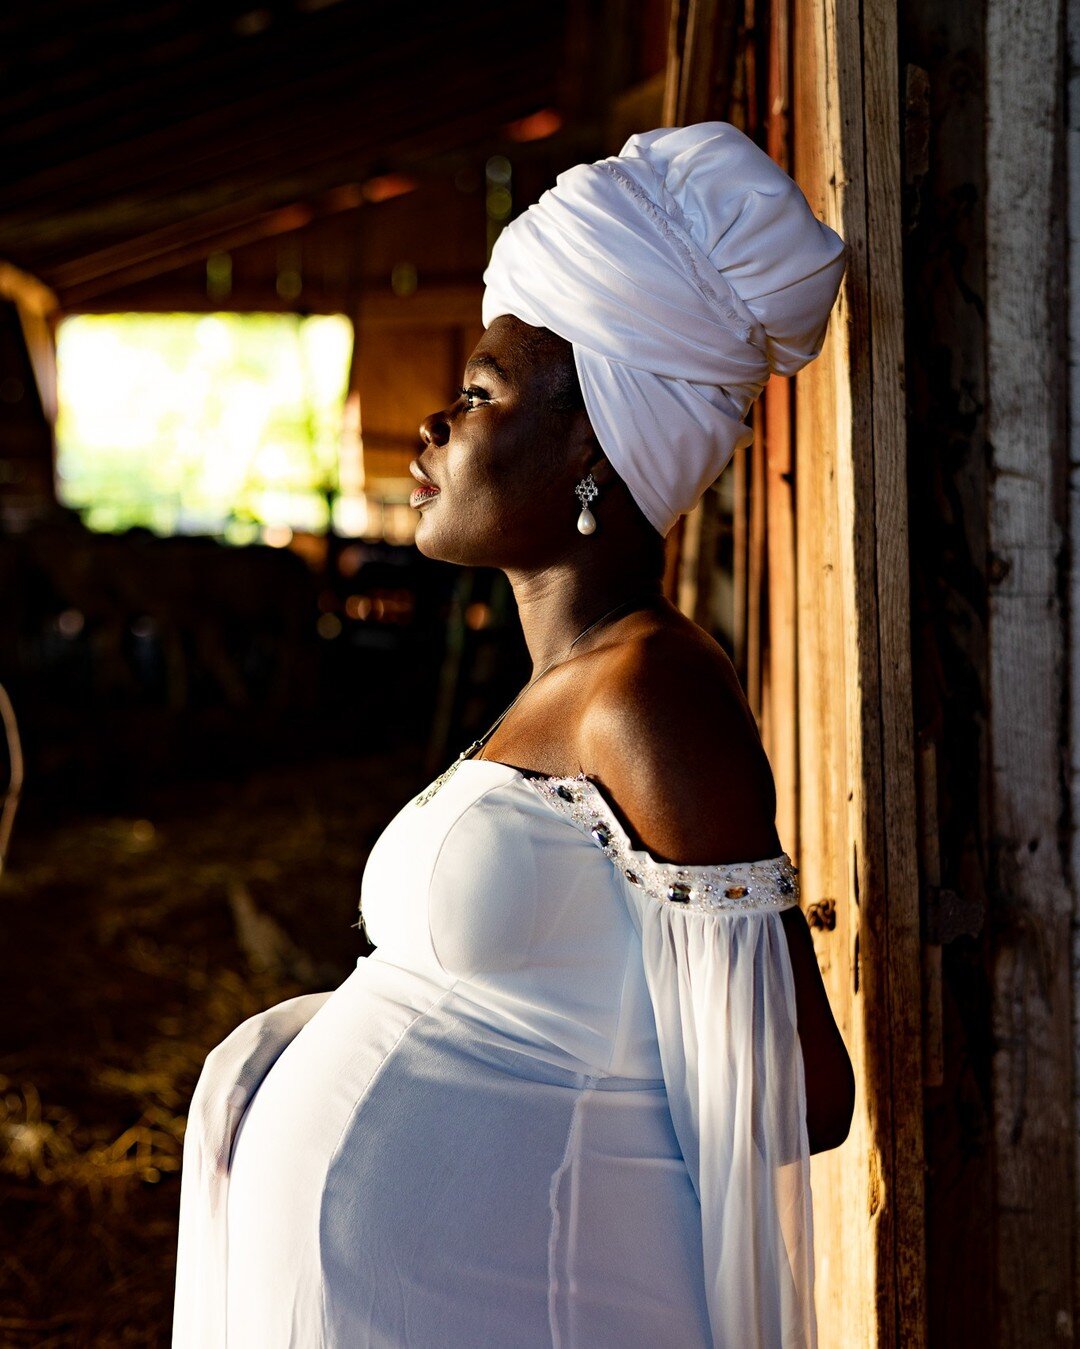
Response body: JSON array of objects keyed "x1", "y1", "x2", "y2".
[{"x1": 578, "y1": 621, "x2": 782, "y2": 866}]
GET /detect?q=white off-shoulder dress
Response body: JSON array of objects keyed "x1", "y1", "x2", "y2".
[{"x1": 172, "y1": 758, "x2": 815, "y2": 1348}]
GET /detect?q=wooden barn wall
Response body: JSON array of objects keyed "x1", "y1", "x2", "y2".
[
  {"x1": 899, "y1": 0, "x2": 997, "y2": 1340},
  {"x1": 789, "y1": 0, "x2": 925, "y2": 1340},
  {"x1": 676, "y1": 0, "x2": 927, "y2": 1337},
  {"x1": 1071, "y1": 0, "x2": 1080, "y2": 1325},
  {"x1": 900, "y1": 0, "x2": 1077, "y2": 1339},
  {"x1": 352, "y1": 287, "x2": 484, "y2": 488},
  {"x1": 985, "y1": 0, "x2": 1075, "y2": 1341}
]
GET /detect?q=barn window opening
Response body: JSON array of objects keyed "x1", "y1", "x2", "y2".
[{"x1": 55, "y1": 312, "x2": 359, "y2": 544}]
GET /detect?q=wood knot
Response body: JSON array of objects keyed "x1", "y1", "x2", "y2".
[
  {"x1": 988, "y1": 552, "x2": 1012, "y2": 585},
  {"x1": 806, "y1": 898, "x2": 837, "y2": 931}
]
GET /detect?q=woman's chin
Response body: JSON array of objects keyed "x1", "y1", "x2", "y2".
[
  {"x1": 412, "y1": 516, "x2": 453, "y2": 563},
  {"x1": 412, "y1": 524, "x2": 438, "y2": 560},
  {"x1": 413, "y1": 526, "x2": 488, "y2": 570}
]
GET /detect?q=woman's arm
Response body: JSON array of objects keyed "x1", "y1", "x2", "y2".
[
  {"x1": 582, "y1": 625, "x2": 855, "y2": 1154},
  {"x1": 780, "y1": 905, "x2": 856, "y2": 1152}
]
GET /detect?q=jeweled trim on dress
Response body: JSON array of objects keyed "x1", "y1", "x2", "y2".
[{"x1": 523, "y1": 771, "x2": 799, "y2": 913}]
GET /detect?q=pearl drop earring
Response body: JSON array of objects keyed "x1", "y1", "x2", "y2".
[{"x1": 575, "y1": 473, "x2": 599, "y2": 535}]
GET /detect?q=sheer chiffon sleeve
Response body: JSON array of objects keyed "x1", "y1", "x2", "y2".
[
  {"x1": 172, "y1": 990, "x2": 333, "y2": 1347},
  {"x1": 623, "y1": 880, "x2": 815, "y2": 1349},
  {"x1": 525, "y1": 773, "x2": 816, "y2": 1349}
]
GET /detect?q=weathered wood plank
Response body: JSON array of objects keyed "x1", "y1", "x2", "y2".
[
  {"x1": 0, "y1": 264, "x2": 58, "y2": 427},
  {"x1": 747, "y1": 415, "x2": 768, "y2": 718},
  {"x1": 900, "y1": 0, "x2": 999, "y2": 1333},
  {"x1": 793, "y1": 0, "x2": 877, "y2": 1337},
  {"x1": 762, "y1": 25, "x2": 799, "y2": 856},
  {"x1": 986, "y1": 0, "x2": 1074, "y2": 1340},
  {"x1": 861, "y1": 0, "x2": 927, "y2": 1337},
  {"x1": 679, "y1": 0, "x2": 725, "y2": 121},
  {"x1": 0, "y1": 262, "x2": 58, "y2": 317},
  {"x1": 916, "y1": 738, "x2": 944, "y2": 1090},
  {"x1": 793, "y1": 0, "x2": 925, "y2": 1336},
  {"x1": 663, "y1": 0, "x2": 742, "y2": 125},
  {"x1": 666, "y1": 2, "x2": 924, "y2": 1339},
  {"x1": 1069, "y1": 0, "x2": 1080, "y2": 1325},
  {"x1": 732, "y1": 435, "x2": 750, "y2": 683},
  {"x1": 763, "y1": 378, "x2": 799, "y2": 854}
]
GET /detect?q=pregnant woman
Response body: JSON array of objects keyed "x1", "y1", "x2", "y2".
[{"x1": 172, "y1": 121, "x2": 854, "y2": 1348}]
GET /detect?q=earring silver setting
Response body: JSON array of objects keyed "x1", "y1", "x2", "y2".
[{"x1": 575, "y1": 473, "x2": 599, "y2": 535}]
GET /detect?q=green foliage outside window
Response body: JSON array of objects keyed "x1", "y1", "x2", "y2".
[{"x1": 56, "y1": 312, "x2": 353, "y2": 542}]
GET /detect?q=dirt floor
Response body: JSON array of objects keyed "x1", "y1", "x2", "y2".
[{"x1": 0, "y1": 746, "x2": 428, "y2": 1347}]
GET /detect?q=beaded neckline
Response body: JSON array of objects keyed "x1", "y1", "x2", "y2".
[{"x1": 455, "y1": 760, "x2": 799, "y2": 914}]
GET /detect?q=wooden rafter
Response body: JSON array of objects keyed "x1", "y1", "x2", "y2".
[{"x1": 0, "y1": 0, "x2": 568, "y2": 288}]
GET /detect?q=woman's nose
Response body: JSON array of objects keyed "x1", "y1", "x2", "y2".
[{"x1": 418, "y1": 410, "x2": 449, "y2": 447}]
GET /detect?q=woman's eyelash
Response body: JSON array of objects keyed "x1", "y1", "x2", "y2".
[{"x1": 458, "y1": 385, "x2": 488, "y2": 407}]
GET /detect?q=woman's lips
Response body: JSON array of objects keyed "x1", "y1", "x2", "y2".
[{"x1": 408, "y1": 458, "x2": 440, "y2": 508}]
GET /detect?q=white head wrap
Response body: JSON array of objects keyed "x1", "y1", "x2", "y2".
[{"x1": 481, "y1": 122, "x2": 846, "y2": 537}]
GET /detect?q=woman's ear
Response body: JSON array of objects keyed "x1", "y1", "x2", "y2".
[
  {"x1": 584, "y1": 451, "x2": 619, "y2": 489},
  {"x1": 567, "y1": 410, "x2": 614, "y2": 483}
]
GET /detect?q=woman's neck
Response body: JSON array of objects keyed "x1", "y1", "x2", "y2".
[{"x1": 506, "y1": 567, "x2": 667, "y2": 675}]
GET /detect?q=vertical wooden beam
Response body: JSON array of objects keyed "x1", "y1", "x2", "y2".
[
  {"x1": 792, "y1": 4, "x2": 871, "y2": 1326},
  {"x1": 793, "y1": 0, "x2": 925, "y2": 1339},
  {"x1": 1069, "y1": 0, "x2": 1080, "y2": 1324},
  {"x1": 732, "y1": 424, "x2": 750, "y2": 681},
  {"x1": 861, "y1": 0, "x2": 927, "y2": 1335},
  {"x1": 900, "y1": 0, "x2": 998, "y2": 1331},
  {"x1": 746, "y1": 402, "x2": 768, "y2": 717},
  {"x1": 0, "y1": 264, "x2": 59, "y2": 531},
  {"x1": 663, "y1": 0, "x2": 739, "y2": 125},
  {"x1": 916, "y1": 737, "x2": 944, "y2": 1090},
  {"x1": 986, "y1": 0, "x2": 1074, "y2": 1341},
  {"x1": 762, "y1": 373, "x2": 798, "y2": 853},
  {"x1": 0, "y1": 262, "x2": 58, "y2": 423},
  {"x1": 762, "y1": 0, "x2": 799, "y2": 859},
  {"x1": 664, "y1": 2, "x2": 927, "y2": 1331}
]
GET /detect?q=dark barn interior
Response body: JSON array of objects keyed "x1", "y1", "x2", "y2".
[{"x1": 0, "y1": 3, "x2": 685, "y2": 1342}]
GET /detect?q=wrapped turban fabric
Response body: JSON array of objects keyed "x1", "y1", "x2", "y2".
[{"x1": 481, "y1": 121, "x2": 846, "y2": 538}]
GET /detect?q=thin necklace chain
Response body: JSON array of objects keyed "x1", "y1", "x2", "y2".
[{"x1": 414, "y1": 586, "x2": 657, "y2": 806}]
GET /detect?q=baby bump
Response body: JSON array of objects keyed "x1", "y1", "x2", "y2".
[
  {"x1": 310, "y1": 1039, "x2": 711, "y2": 1347},
  {"x1": 224, "y1": 963, "x2": 710, "y2": 1347},
  {"x1": 224, "y1": 968, "x2": 574, "y2": 1345},
  {"x1": 224, "y1": 959, "x2": 456, "y2": 1342}
]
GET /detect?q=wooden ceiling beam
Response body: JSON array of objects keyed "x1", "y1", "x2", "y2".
[
  {"x1": 0, "y1": 68, "x2": 560, "y2": 274},
  {"x1": 1, "y1": 32, "x2": 559, "y2": 225},
  {"x1": 47, "y1": 202, "x2": 322, "y2": 294},
  {"x1": 8, "y1": 27, "x2": 375, "y2": 159},
  {"x1": 29, "y1": 77, "x2": 560, "y2": 291},
  {"x1": 0, "y1": 262, "x2": 59, "y2": 317},
  {"x1": 0, "y1": 0, "x2": 404, "y2": 131},
  {"x1": 54, "y1": 206, "x2": 331, "y2": 305},
  {"x1": 60, "y1": 270, "x2": 482, "y2": 317},
  {"x1": 5, "y1": 29, "x2": 412, "y2": 185},
  {"x1": 2, "y1": 0, "x2": 549, "y2": 175},
  {"x1": 61, "y1": 282, "x2": 352, "y2": 316}
]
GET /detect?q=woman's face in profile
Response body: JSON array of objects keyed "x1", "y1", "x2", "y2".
[{"x1": 412, "y1": 314, "x2": 581, "y2": 569}]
